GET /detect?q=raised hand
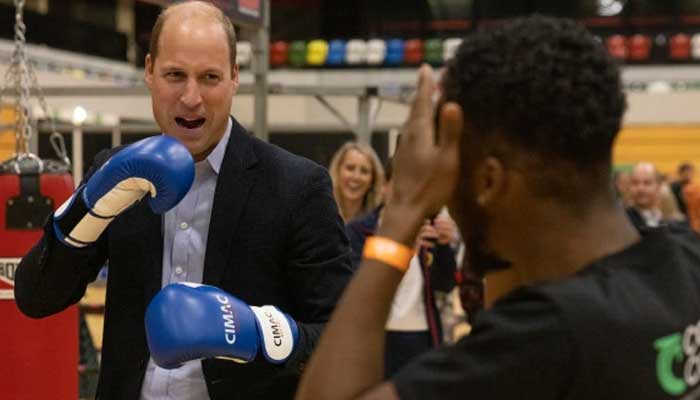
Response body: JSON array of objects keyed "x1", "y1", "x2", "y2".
[{"x1": 378, "y1": 65, "x2": 463, "y2": 246}]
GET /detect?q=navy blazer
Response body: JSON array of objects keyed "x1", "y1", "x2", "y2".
[{"x1": 15, "y1": 117, "x2": 353, "y2": 399}]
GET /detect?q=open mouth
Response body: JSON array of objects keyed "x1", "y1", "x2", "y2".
[{"x1": 175, "y1": 117, "x2": 206, "y2": 130}]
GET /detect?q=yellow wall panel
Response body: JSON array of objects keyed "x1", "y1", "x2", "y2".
[
  {"x1": 0, "y1": 105, "x2": 16, "y2": 162},
  {"x1": 613, "y1": 125, "x2": 700, "y2": 176}
]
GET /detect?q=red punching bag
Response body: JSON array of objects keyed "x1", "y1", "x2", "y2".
[
  {"x1": 0, "y1": 1, "x2": 79, "y2": 398},
  {"x1": 0, "y1": 144, "x2": 79, "y2": 400}
]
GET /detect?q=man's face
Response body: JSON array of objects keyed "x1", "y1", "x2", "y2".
[
  {"x1": 629, "y1": 167, "x2": 659, "y2": 210},
  {"x1": 145, "y1": 15, "x2": 238, "y2": 161},
  {"x1": 681, "y1": 168, "x2": 695, "y2": 183}
]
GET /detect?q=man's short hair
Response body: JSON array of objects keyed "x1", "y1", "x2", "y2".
[
  {"x1": 444, "y1": 16, "x2": 627, "y2": 201},
  {"x1": 149, "y1": 0, "x2": 237, "y2": 68}
]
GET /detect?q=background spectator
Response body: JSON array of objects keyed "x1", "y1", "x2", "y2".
[
  {"x1": 345, "y1": 158, "x2": 458, "y2": 377},
  {"x1": 329, "y1": 142, "x2": 385, "y2": 222}
]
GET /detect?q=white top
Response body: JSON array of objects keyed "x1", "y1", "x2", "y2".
[{"x1": 385, "y1": 255, "x2": 428, "y2": 331}]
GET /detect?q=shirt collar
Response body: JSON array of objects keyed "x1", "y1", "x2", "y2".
[
  {"x1": 640, "y1": 208, "x2": 662, "y2": 227},
  {"x1": 204, "y1": 117, "x2": 232, "y2": 175}
]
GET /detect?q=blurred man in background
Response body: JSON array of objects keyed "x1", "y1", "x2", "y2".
[
  {"x1": 627, "y1": 162, "x2": 665, "y2": 229},
  {"x1": 671, "y1": 162, "x2": 694, "y2": 216}
]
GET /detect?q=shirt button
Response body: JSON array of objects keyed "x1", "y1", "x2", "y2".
[
  {"x1": 179, "y1": 222, "x2": 189, "y2": 230},
  {"x1": 174, "y1": 266, "x2": 183, "y2": 275}
]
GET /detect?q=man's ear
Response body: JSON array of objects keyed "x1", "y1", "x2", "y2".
[
  {"x1": 231, "y1": 63, "x2": 240, "y2": 94},
  {"x1": 144, "y1": 54, "x2": 154, "y2": 88},
  {"x1": 474, "y1": 157, "x2": 506, "y2": 207}
]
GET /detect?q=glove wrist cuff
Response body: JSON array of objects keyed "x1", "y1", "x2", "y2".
[
  {"x1": 53, "y1": 185, "x2": 114, "y2": 248},
  {"x1": 251, "y1": 305, "x2": 298, "y2": 364}
]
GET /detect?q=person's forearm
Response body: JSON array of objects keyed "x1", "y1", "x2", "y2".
[
  {"x1": 296, "y1": 261, "x2": 403, "y2": 399},
  {"x1": 16, "y1": 148, "x2": 113, "y2": 318},
  {"x1": 297, "y1": 206, "x2": 422, "y2": 400},
  {"x1": 15, "y1": 228, "x2": 100, "y2": 317},
  {"x1": 15, "y1": 233, "x2": 91, "y2": 318}
]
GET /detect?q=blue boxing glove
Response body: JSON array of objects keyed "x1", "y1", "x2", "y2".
[
  {"x1": 53, "y1": 135, "x2": 194, "y2": 248},
  {"x1": 145, "y1": 282, "x2": 299, "y2": 369}
]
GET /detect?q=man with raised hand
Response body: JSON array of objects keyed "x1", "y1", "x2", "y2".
[
  {"x1": 297, "y1": 16, "x2": 700, "y2": 399},
  {"x1": 15, "y1": 1, "x2": 352, "y2": 399}
]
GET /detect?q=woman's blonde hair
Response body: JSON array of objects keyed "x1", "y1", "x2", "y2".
[{"x1": 329, "y1": 142, "x2": 385, "y2": 222}]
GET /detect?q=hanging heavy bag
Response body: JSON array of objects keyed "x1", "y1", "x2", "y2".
[{"x1": 0, "y1": 1, "x2": 80, "y2": 397}]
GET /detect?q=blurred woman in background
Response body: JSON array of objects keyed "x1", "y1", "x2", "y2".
[{"x1": 329, "y1": 142, "x2": 384, "y2": 222}]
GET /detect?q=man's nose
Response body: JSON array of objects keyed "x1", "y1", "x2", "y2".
[{"x1": 180, "y1": 79, "x2": 202, "y2": 108}]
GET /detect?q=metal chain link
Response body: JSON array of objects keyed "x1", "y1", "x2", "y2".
[
  {"x1": 13, "y1": 0, "x2": 31, "y2": 154},
  {"x1": 0, "y1": 0, "x2": 70, "y2": 167},
  {"x1": 29, "y1": 58, "x2": 70, "y2": 166}
]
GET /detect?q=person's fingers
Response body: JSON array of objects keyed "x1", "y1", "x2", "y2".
[
  {"x1": 418, "y1": 221, "x2": 431, "y2": 232},
  {"x1": 408, "y1": 64, "x2": 436, "y2": 122},
  {"x1": 404, "y1": 65, "x2": 436, "y2": 150},
  {"x1": 434, "y1": 219, "x2": 450, "y2": 228},
  {"x1": 418, "y1": 240, "x2": 436, "y2": 249},
  {"x1": 437, "y1": 225, "x2": 455, "y2": 237},
  {"x1": 418, "y1": 230, "x2": 437, "y2": 241},
  {"x1": 423, "y1": 225, "x2": 438, "y2": 235}
]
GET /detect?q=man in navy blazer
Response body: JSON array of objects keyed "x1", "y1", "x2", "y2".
[{"x1": 14, "y1": 2, "x2": 353, "y2": 399}]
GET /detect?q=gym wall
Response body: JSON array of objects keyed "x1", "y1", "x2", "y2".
[{"x1": 613, "y1": 125, "x2": 700, "y2": 175}]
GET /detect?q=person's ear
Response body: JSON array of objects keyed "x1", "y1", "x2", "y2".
[
  {"x1": 231, "y1": 63, "x2": 240, "y2": 94},
  {"x1": 474, "y1": 157, "x2": 506, "y2": 207},
  {"x1": 144, "y1": 54, "x2": 154, "y2": 88}
]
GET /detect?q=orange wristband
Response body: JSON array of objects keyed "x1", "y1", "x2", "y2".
[{"x1": 362, "y1": 236, "x2": 413, "y2": 272}]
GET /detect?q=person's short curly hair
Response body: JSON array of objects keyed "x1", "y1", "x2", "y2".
[{"x1": 444, "y1": 16, "x2": 626, "y2": 201}]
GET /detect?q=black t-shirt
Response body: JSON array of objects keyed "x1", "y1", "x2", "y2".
[{"x1": 393, "y1": 228, "x2": 700, "y2": 399}]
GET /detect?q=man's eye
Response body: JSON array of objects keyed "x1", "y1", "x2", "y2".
[{"x1": 165, "y1": 71, "x2": 184, "y2": 79}]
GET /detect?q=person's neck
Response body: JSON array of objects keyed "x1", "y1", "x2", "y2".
[
  {"x1": 342, "y1": 198, "x2": 364, "y2": 222},
  {"x1": 485, "y1": 196, "x2": 640, "y2": 304},
  {"x1": 192, "y1": 123, "x2": 228, "y2": 162},
  {"x1": 193, "y1": 143, "x2": 217, "y2": 162}
]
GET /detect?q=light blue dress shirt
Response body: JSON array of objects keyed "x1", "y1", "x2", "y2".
[{"x1": 140, "y1": 118, "x2": 232, "y2": 400}]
